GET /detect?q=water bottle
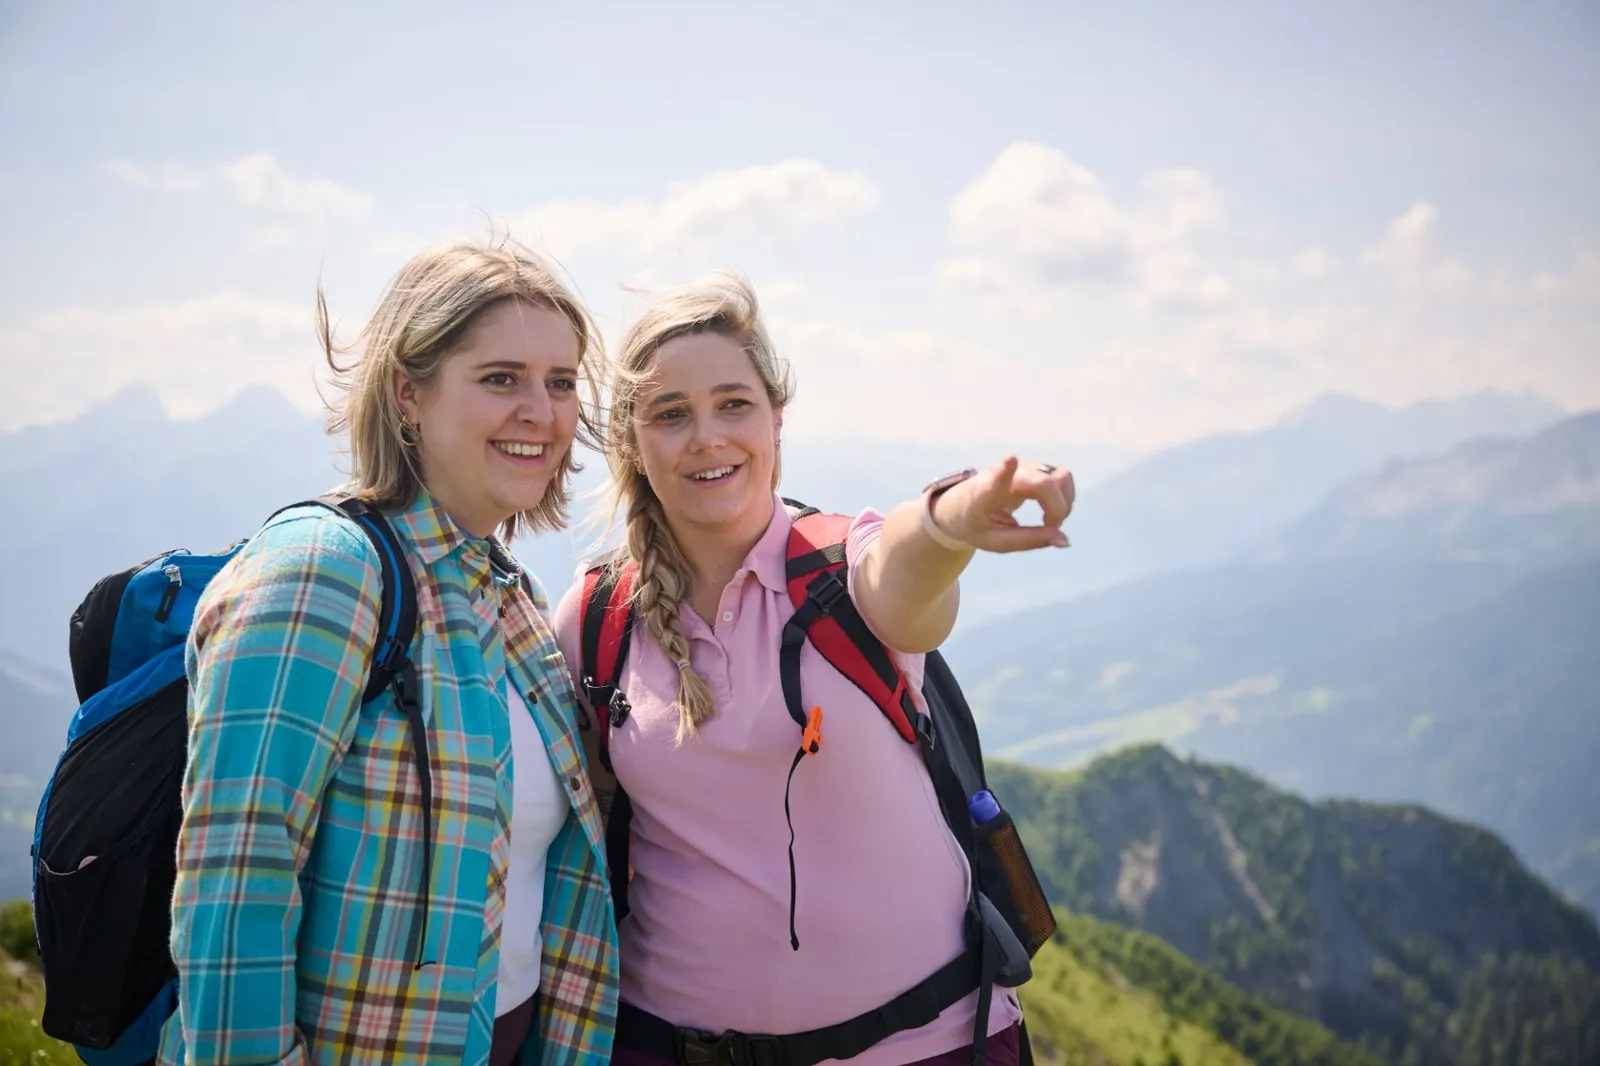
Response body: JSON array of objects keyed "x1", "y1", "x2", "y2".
[
  {"x1": 968, "y1": 789, "x2": 1002, "y2": 825},
  {"x1": 967, "y1": 787, "x2": 1056, "y2": 957}
]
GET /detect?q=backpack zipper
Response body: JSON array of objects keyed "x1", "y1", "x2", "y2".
[{"x1": 154, "y1": 565, "x2": 182, "y2": 623}]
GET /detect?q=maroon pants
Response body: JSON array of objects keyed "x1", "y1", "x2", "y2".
[
  {"x1": 610, "y1": 1020, "x2": 1021, "y2": 1066},
  {"x1": 491, "y1": 995, "x2": 539, "y2": 1066}
]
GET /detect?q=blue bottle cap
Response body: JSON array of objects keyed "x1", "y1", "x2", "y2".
[{"x1": 968, "y1": 789, "x2": 1001, "y2": 823}]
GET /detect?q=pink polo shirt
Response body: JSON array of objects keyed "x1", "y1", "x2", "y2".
[{"x1": 553, "y1": 496, "x2": 1020, "y2": 1066}]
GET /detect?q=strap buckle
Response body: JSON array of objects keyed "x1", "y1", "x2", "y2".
[
  {"x1": 804, "y1": 571, "x2": 849, "y2": 615},
  {"x1": 608, "y1": 688, "x2": 633, "y2": 727},
  {"x1": 580, "y1": 677, "x2": 632, "y2": 729},
  {"x1": 677, "y1": 1029, "x2": 783, "y2": 1066},
  {"x1": 377, "y1": 635, "x2": 410, "y2": 673}
]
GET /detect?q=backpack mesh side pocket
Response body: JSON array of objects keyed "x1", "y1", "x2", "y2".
[
  {"x1": 34, "y1": 679, "x2": 186, "y2": 1049},
  {"x1": 975, "y1": 810, "x2": 1057, "y2": 956}
]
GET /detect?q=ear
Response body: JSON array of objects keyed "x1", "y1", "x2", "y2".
[
  {"x1": 774, "y1": 405, "x2": 785, "y2": 437},
  {"x1": 393, "y1": 368, "x2": 419, "y2": 421}
]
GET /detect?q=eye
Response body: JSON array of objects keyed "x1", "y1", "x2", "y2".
[
  {"x1": 648, "y1": 407, "x2": 687, "y2": 424},
  {"x1": 721, "y1": 397, "x2": 752, "y2": 412},
  {"x1": 482, "y1": 372, "x2": 516, "y2": 388},
  {"x1": 549, "y1": 377, "x2": 578, "y2": 394}
]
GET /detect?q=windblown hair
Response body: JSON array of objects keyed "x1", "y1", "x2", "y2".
[
  {"x1": 604, "y1": 272, "x2": 794, "y2": 741},
  {"x1": 321, "y1": 239, "x2": 602, "y2": 540}
]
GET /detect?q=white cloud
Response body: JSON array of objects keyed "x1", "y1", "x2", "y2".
[
  {"x1": 0, "y1": 294, "x2": 324, "y2": 430},
  {"x1": 510, "y1": 159, "x2": 879, "y2": 261},
  {"x1": 105, "y1": 153, "x2": 373, "y2": 218},
  {"x1": 1292, "y1": 247, "x2": 1332, "y2": 279},
  {"x1": 103, "y1": 158, "x2": 207, "y2": 194},
  {"x1": 1359, "y1": 200, "x2": 1469, "y2": 293},
  {"x1": 943, "y1": 142, "x2": 1232, "y2": 315}
]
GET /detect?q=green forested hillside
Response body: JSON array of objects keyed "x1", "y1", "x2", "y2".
[
  {"x1": 8, "y1": 744, "x2": 1595, "y2": 1066},
  {"x1": 987, "y1": 748, "x2": 1600, "y2": 1065},
  {"x1": 948, "y1": 527, "x2": 1600, "y2": 916},
  {"x1": 0, "y1": 893, "x2": 1374, "y2": 1066}
]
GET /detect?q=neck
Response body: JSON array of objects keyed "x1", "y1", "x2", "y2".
[
  {"x1": 419, "y1": 476, "x2": 501, "y2": 541},
  {"x1": 670, "y1": 498, "x2": 774, "y2": 619}
]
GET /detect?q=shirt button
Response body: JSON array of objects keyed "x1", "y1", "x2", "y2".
[
  {"x1": 569, "y1": 775, "x2": 582, "y2": 792},
  {"x1": 721, "y1": 610, "x2": 734, "y2": 623}
]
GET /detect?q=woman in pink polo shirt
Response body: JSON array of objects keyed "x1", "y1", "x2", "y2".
[{"x1": 551, "y1": 273, "x2": 1074, "y2": 1066}]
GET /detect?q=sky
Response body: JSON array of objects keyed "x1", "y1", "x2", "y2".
[{"x1": 0, "y1": 0, "x2": 1595, "y2": 460}]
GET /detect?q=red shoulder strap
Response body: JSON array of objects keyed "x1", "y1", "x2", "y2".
[
  {"x1": 579, "y1": 557, "x2": 637, "y2": 770},
  {"x1": 784, "y1": 510, "x2": 921, "y2": 744}
]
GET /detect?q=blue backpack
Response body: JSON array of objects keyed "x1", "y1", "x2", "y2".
[{"x1": 30, "y1": 494, "x2": 421, "y2": 1066}]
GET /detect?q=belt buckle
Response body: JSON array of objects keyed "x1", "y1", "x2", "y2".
[{"x1": 676, "y1": 1029, "x2": 782, "y2": 1066}]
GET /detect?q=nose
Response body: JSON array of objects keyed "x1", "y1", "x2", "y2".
[
  {"x1": 688, "y1": 412, "x2": 727, "y2": 452},
  {"x1": 516, "y1": 380, "x2": 554, "y2": 425}
]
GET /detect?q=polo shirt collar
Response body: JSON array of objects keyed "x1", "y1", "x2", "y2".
[{"x1": 744, "y1": 493, "x2": 793, "y2": 595}]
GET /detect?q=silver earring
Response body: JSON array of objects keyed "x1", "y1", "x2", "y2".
[{"x1": 399, "y1": 415, "x2": 421, "y2": 447}]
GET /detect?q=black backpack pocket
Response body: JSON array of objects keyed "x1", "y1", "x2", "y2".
[
  {"x1": 974, "y1": 808, "x2": 1057, "y2": 958},
  {"x1": 34, "y1": 678, "x2": 186, "y2": 1049}
]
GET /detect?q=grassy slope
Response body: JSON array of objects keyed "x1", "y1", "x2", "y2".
[
  {"x1": 0, "y1": 957, "x2": 76, "y2": 1066},
  {"x1": 1020, "y1": 933, "x2": 1254, "y2": 1066}
]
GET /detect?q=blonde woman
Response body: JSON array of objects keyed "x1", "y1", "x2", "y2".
[
  {"x1": 552, "y1": 274, "x2": 1074, "y2": 1066},
  {"x1": 161, "y1": 242, "x2": 618, "y2": 1066}
]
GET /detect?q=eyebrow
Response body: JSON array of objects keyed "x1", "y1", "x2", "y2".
[
  {"x1": 472, "y1": 359, "x2": 580, "y2": 376},
  {"x1": 643, "y1": 382, "x2": 753, "y2": 411}
]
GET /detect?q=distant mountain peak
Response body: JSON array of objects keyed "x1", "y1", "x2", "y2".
[
  {"x1": 1277, "y1": 388, "x2": 1566, "y2": 434},
  {"x1": 193, "y1": 384, "x2": 317, "y2": 429},
  {"x1": 1277, "y1": 392, "x2": 1388, "y2": 430}
]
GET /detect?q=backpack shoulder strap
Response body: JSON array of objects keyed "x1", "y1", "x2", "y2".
[
  {"x1": 327, "y1": 495, "x2": 419, "y2": 706},
  {"x1": 268, "y1": 493, "x2": 419, "y2": 704},
  {"x1": 780, "y1": 500, "x2": 926, "y2": 745},
  {"x1": 578, "y1": 549, "x2": 639, "y2": 923},
  {"x1": 262, "y1": 492, "x2": 433, "y2": 965},
  {"x1": 578, "y1": 550, "x2": 637, "y2": 774}
]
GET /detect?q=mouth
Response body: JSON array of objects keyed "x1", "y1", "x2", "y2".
[
  {"x1": 686, "y1": 463, "x2": 740, "y2": 484},
  {"x1": 493, "y1": 440, "x2": 549, "y2": 462}
]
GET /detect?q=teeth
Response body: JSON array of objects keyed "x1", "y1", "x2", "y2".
[
  {"x1": 496, "y1": 442, "x2": 545, "y2": 457},
  {"x1": 692, "y1": 466, "x2": 735, "y2": 481}
]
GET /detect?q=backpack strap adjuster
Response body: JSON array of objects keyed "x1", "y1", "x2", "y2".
[
  {"x1": 377, "y1": 634, "x2": 410, "y2": 674},
  {"x1": 803, "y1": 570, "x2": 849, "y2": 615},
  {"x1": 607, "y1": 688, "x2": 633, "y2": 728}
]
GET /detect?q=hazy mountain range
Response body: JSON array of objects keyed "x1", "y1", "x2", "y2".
[
  {"x1": 0, "y1": 383, "x2": 1565, "y2": 672},
  {"x1": 948, "y1": 411, "x2": 1600, "y2": 916}
]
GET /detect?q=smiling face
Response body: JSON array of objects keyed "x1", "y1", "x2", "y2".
[
  {"x1": 396, "y1": 297, "x2": 581, "y2": 538},
  {"x1": 632, "y1": 329, "x2": 783, "y2": 547}
]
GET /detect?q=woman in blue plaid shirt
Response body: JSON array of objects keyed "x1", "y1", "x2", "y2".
[{"x1": 158, "y1": 241, "x2": 619, "y2": 1066}]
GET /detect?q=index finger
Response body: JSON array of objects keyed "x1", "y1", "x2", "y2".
[{"x1": 1011, "y1": 463, "x2": 1076, "y2": 526}]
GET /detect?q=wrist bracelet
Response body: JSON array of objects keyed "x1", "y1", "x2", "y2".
[{"x1": 920, "y1": 488, "x2": 971, "y2": 551}]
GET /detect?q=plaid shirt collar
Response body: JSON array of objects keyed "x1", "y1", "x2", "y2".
[{"x1": 387, "y1": 487, "x2": 523, "y2": 592}]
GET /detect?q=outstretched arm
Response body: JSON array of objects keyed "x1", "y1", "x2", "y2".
[{"x1": 852, "y1": 457, "x2": 1075, "y2": 653}]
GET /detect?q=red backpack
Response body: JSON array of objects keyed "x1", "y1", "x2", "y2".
[{"x1": 577, "y1": 500, "x2": 1055, "y2": 1066}]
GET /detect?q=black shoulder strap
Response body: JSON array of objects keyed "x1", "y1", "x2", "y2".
[
  {"x1": 577, "y1": 554, "x2": 638, "y2": 923},
  {"x1": 262, "y1": 492, "x2": 419, "y2": 701},
  {"x1": 267, "y1": 492, "x2": 432, "y2": 967},
  {"x1": 328, "y1": 496, "x2": 420, "y2": 707}
]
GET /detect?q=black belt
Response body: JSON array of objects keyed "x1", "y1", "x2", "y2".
[{"x1": 615, "y1": 946, "x2": 982, "y2": 1066}]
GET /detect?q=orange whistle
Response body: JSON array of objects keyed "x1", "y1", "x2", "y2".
[{"x1": 802, "y1": 705, "x2": 823, "y2": 755}]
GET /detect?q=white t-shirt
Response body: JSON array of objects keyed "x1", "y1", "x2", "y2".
[{"x1": 495, "y1": 681, "x2": 570, "y2": 1016}]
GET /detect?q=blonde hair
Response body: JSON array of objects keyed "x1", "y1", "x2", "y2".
[
  {"x1": 605, "y1": 272, "x2": 795, "y2": 741},
  {"x1": 321, "y1": 239, "x2": 602, "y2": 541}
]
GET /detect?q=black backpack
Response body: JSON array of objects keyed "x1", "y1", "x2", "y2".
[
  {"x1": 30, "y1": 495, "x2": 422, "y2": 1066},
  {"x1": 578, "y1": 500, "x2": 1056, "y2": 1066}
]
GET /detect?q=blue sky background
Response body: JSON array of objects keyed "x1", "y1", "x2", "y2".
[{"x1": 1, "y1": 0, "x2": 1594, "y2": 460}]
